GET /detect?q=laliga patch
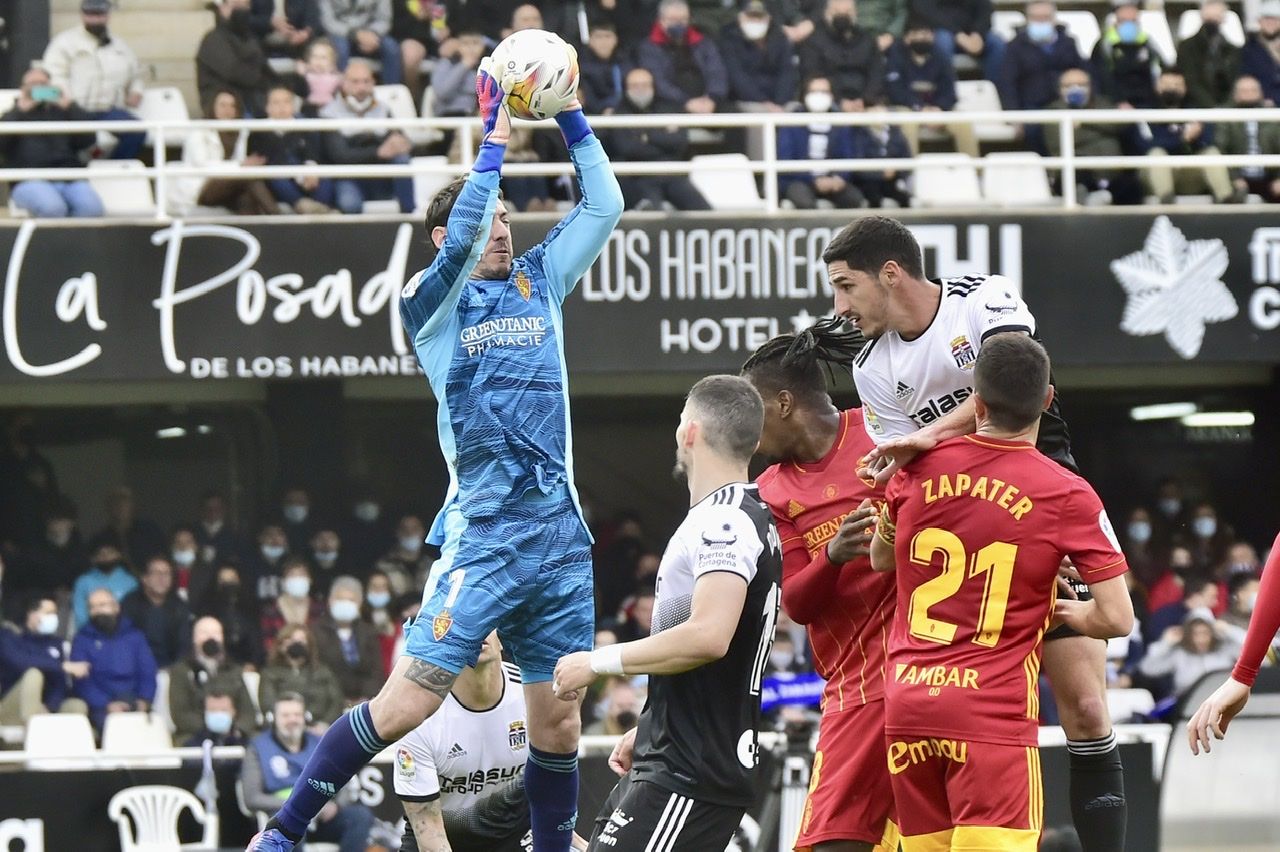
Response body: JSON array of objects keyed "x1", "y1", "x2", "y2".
[
  {"x1": 432, "y1": 610, "x2": 453, "y2": 641},
  {"x1": 515, "y1": 270, "x2": 532, "y2": 301},
  {"x1": 1098, "y1": 509, "x2": 1122, "y2": 552},
  {"x1": 396, "y1": 746, "x2": 416, "y2": 780}
]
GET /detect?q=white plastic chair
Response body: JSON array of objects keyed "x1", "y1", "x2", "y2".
[
  {"x1": 412, "y1": 155, "x2": 455, "y2": 213},
  {"x1": 23, "y1": 712, "x2": 96, "y2": 769},
  {"x1": 268, "y1": 56, "x2": 298, "y2": 76},
  {"x1": 991, "y1": 10, "x2": 1026, "y2": 43},
  {"x1": 152, "y1": 669, "x2": 174, "y2": 734},
  {"x1": 689, "y1": 153, "x2": 765, "y2": 212},
  {"x1": 87, "y1": 159, "x2": 156, "y2": 217},
  {"x1": 107, "y1": 785, "x2": 217, "y2": 851},
  {"x1": 0, "y1": 88, "x2": 21, "y2": 115},
  {"x1": 912, "y1": 154, "x2": 987, "y2": 208},
  {"x1": 1104, "y1": 687, "x2": 1155, "y2": 722},
  {"x1": 377, "y1": 83, "x2": 434, "y2": 148},
  {"x1": 418, "y1": 86, "x2": 446, "y2": 146},
  {"x1": 102, "y1": 711, "x2": 174, "y2": 754},
  {"x1": 954, "y1": 80, "x2": 1017, "y2": 142},
  {"x1": 241, "y1": 669, "x2": 262, "y2": 725},
  {"x1": 981, "y1": 152, "x2": 1054, "y2": 207},
  {"x1": 1059, "y1": 10, "x2": 1103, "y2": 56},
  {"x1": 1176, "y1": 8, "x2": 1246, "y2": 46},
  {"x1": 136, "y1": 86, "x2": 191, "y2": 147}
]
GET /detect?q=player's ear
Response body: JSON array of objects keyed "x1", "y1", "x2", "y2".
[
  {"x1": 431, "y1": 225, "x2": 447, "y2": 250},
  {"x1": 880, "y1": 260, "x2": 899, "y2": 288},
  {"x1": 777, "y1": 389, "x2": 793, "y2": 418},
  {"x1": 1043, "y1": 384, "x2": 1055, "y2": 412},
  {"x1": 972, "y1": 392, "x2": 988, "y2": 425}
]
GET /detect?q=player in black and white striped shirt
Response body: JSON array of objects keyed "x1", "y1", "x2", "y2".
[{"x1": 552, "y1": 375, "x2": 782, "y2": 852}]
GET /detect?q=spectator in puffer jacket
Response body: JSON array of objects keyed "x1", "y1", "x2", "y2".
[
  {"x1": 799, "y1": 0, "x2": 885, "y2": 110},
  {"x1": 635, "y1": 0, "x2": 730, "y2": 114},
  {"x1": 70, "y1": 588, "x2": 157, "y2": 732},
  {"x1": 718, "y1": 0, "x2": 800, "y2": 111}
]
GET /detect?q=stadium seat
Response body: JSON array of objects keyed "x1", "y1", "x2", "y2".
[
  {"x1": 23, "y1": 712, "x2": 96, "y2": 770},
  {"x1": 1104, "y1": 687, "x2": 1155, "y2": 722},
  {"x1": 87, "y1": 160, "x2": 156, "y2": 218},
  {"x1": 361, "y1": 199, "x2": 403, "y2": 215},
  {"x1": 689, "y1": 153, "x2": 765, "y2": 212},
  {"x1": 412, "y1": 155, "x2": 455, "y2": 213},
  {"x1": 136, "y1": 86, "x2": 191, "y2": 148},
  {"x1": 912, "y1": 154, "x2": 988, "y2": 208},
  {"x1": 242, "y1": 669, "x2": 262, "y2": 725},
  {"x1": 1176, "y1": 8, "x2": 1246, "y2": 46},
  {"x1": 152, "y1": 670, "x2": 174, "y2": 733},
  {"x1": 102, "y1": 711, "x2": 174, "y2": 755},
  {"x1": 991, "y1": 10, "x2": 1026, "y2": 42},
  {"x1": 980, "y1": 152, "x2": 1055, "y2": 206},
  {"x1": 108, "y1": 784, "x2": 217, "y2": 851},
  {"x1": 376, "y1": 83, "x2": 435, "y2": 148},
  {"x1": 418, "y1": 87, "x2": 446, "y2": 147},
  {"x1": 1058, "y1": 11, "x2": 1102, "y2": 57},
  {"x1": 268, "y1": 56, "x2": 297, "y2": 76},
  {"x1": 954, "y1": 80, "x2": 1017, "y2": 143},
  {"x1": 0, "y1": 88, "x2": 20, "y2": 115}
]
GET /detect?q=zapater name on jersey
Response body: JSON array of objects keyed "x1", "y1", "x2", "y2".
[
  {"x1": 629, "y1": 483, "x2": 783, "y2": 808},
  {"x1": 851, "y1": 274, "x2": 1075, "y2": 468}
]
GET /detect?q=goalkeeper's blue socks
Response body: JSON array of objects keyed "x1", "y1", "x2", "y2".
[
  {"x1": 526, "y1": 744, "x2": 580, "y2": 851},
  {"x1": 268, "y1": 702, "x2": 391, "y2": 841}
]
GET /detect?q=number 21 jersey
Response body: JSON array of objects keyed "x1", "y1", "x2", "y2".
[{"x1": 882, "y1": 436, "x2": 1127, "y2": 747}]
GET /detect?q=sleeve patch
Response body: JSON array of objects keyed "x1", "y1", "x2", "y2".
[{"x1": 1098, "y1": 509, "x2": 1122, "y2": 553}]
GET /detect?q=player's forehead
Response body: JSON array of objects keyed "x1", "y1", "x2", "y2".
[
  {"x1": 827, "y1": 260, "x2": 873, "y2": 285},
  {"x1": 493, "y1": 199, "x2": 510, "y2": 220}
]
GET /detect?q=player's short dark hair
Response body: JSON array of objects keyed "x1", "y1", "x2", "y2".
[
  {"x1": 423, "y1": 175, "x2": 505, "y2": 236},
  {"x1": 973, "y1": 333, "x2": 1050, "y2": 432},
  {"x1": 821, "y1": 216, "x2": 924, "y2": 278},
  {"x1": 741, "y1": 317, "x2": 864, "y2": 406},
  {"x1": 686, "y1": 375, "x2": 764, "y2": 463}
]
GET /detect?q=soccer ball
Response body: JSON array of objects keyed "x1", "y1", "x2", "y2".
[{"x1": 488, "y1": 29, "x2": 579, "y2": 120}]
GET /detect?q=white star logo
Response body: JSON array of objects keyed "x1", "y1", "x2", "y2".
[
  {"x1": 1110, "y1": 216, "x2": 1236, "y2": 359},
  {"x1": 789, "y1": 308, "x2": 818, "y2": 333}
]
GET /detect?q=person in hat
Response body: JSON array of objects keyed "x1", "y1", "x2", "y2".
[
  {"x1": 41, "y1": 0, "x2": 147, "y2": 159},
  {"x1": 1091, "y1": 0, "x2": 1164, "y2": 108},
  {"x1": 1241, "y1": 0, "x2": 1280, "y2": 105}
]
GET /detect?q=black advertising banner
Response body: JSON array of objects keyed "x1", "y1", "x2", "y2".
[{"x1": 1, "y1": 212, "x2": 1278, "y2": 383}]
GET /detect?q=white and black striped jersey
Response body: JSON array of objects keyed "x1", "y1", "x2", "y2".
[
  {"x1": 629, "y1": 482, "x2": 782, "y2": 808},
  {"x1": 851, "y1": 274, "x2": 1076, "y2": 469}
]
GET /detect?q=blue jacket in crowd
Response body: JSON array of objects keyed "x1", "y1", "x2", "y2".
[
  {"x1": 0, "y1": 627, "x2": 70, "y2": 709},
  {"x1": 885, "y1": 43, "x2": 958, "y2": 110},
  {"x1": 999, "y1": 25, "x2": 1086, "y2": 109},
  {"x1": 776, "y1": 120, "x2": 858, "y2": 190},
  {"x1": 1240, "y1": 35, "x2": 1280, "y2": 106},
  {"x1": 1144, "y1": 116, "x2": 1216, "y2": 154},
  {"x1": 717, "y1": 21, "x2": 800, "y2": 106},
  {"x1": 636, "y1": 22, "x2": 730, "y2": 107},
  {"x1": 70, "y1": 616, "x2": 157, "y2": 726}
]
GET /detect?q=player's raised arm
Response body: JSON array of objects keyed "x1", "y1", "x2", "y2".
[
  {"x1": 399, "y1": 61, "x2": 511, "y2": 338},
  {"x1": 1188, "y1": 530, "x2": 1280, "y2": 754},
  {"x1": 529, "y1": 103, "x2": 624, "y2": 302}
]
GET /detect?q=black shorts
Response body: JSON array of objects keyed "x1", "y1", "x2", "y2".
[
  {"x1": 588, "y1": 776, "x2": 745, "y2": 852},
  {"x1": 1046, "y1": 575, "x2": 1091, "y2": 641}
]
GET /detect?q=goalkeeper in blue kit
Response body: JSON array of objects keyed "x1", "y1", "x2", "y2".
[{"x1": 249, "y1": 57, "x2": 623, "y2": 852}]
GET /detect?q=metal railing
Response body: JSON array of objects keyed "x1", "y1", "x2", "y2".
[{"x1": 1, "y1": 107, "x2": 1278, "y2": 217}]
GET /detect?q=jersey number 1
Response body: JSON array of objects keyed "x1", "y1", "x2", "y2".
[{"x1": 908, "y1": 527, "x2": 1017, "y2": 648}]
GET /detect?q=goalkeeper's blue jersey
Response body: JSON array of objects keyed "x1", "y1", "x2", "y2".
[{"x1": 399, "y1": 134, "x2": 623, "y2": 547}]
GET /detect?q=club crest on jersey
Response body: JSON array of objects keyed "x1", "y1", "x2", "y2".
[
  {"x1": 515, "y1": 270, "x2": 532, "y2": 301},
  {"x1": 950, "y1": 335, "x2": 977, "y2": 370},
  {"x1": 508, "y1": 719, "x2": 528, "y2": 750},
  {"x1": 396, "y1": 747, "x2": 416, "y2": 780},
  {"x1": 432, "y1": 610, "x2": 453, "y2": 641},
  {"x1": 823, "y1": 484, "x2": 838, "y2": 499},
  {"x1": 786, "y1": 499, "x2": 806, "y2": 519}
]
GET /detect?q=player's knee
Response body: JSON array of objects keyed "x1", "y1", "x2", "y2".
[
  {"x1": 368, "y1": 692, "x2": 428, "y2": 741},
  {"x1": 531, "y1": 707, "x2": 581, "y2": 752},
  {"x1": 1061, "y1": 691, "x2": 1111, "y2": 738}
]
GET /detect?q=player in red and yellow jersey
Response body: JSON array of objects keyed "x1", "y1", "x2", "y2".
[
  {"x1": 870, "y1": 334, "x2": 1134, "y2": 852},
  {"x1": 743, "y1": 319, "x2": 897, "y2": 852}
]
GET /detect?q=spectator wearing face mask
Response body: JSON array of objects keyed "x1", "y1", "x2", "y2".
[
  {"x1": 259, "y1": 623, "x2": 344, "y2": 729},
  {"x1": 1091, "y1": 0, "x2": 1163, "y2": 109},
  {"x1": 313, "y1": 575, "x2": 384, "y2": 703},
  {"x1": 997, "y1": 0, "x2": 1085, "y2": 154},
  {"x1": 637, "y1": 0, "x2": 730, "y2": 114},
  {"x1": 1242, "y1": 0, "x2": 1280, "y2": 106},
  {"x1": 194, "y1": 491, "x2": 245, "y2": 571},
  {"x1": 0, "y1": 596, "x2": 89, "y2": 725},
  {"x1": 253, "y1": 523, "x2": 291, "y2": 602},
  {"x1": 885, "y1": 23, "x2": 978, "y2": 158},
  {"x1": 1122, "y1": 506, "x2": 1161, "y2": 588},
  {"x1": 184, "y1": 689, "x2": 250, "y2": 746},
  {"x1": 197, "y1": 0, "x2": 278, "y2": 116},
  {"x1": 850, "y1": 101, "x2": 914, "y2": 207},
  {"x1": 800, "y1": 0, "x2": 885, "y2": 111},
  {"x1": 777, "y1": 76, "x2": 866, "y2": 209},
  {"x1": 261, "y1": 557, "x2": 325, "y2": 654},
  {"x1": 376, "y1": 514, "x2": 432, "y2": 595},
  {"x1": 338, "y1": 490, "x2": 391, "y2": 574},
  {"x1": 363, "y1": 569, "x2": 398, "y2": 675},
  {"x1": 1146, "y1": 544, "x2": 1195, "y2": 612},
  {"x1": 71, "y1": 588, "x2": 157, "y2": 731},
  {"x1": 1139, "y1": 608, "x2": 1243, "y2": 700},
  {"x1": 90, "y1": 485, "x2": 167, "y2": 574},
  {"x1": 320, "y1": 60, "x2": 415, "y2": 214},
  {"x1": 1217, "y1": 76, "x2": 1280, "y2": 202},
  {"x1": 198, "y1": 563, "x2": 265, "y2": 666},
  {"x1": 167, "y1": 616, "x2": 259, "y2": 744},
  {"x1": 249, "y1": 85, "x2": 337, "y2": 214},
  {"x1": 10, "y1": 502, "x2": 86, "y2": 599},
  {"x1": 1186, "y1": 501, "x2": 1233, "y2": 577},
  {"x1": 168, "y1": 526, "x2": 206, "y2": 598},
  {"x1": 1153, "y1": 478, "x2": 1190, "y2": 539},
  {"x1": 1141, "y1": 67, "x2": 1239, "y2": 204},
  {"x1": 309, "y1": 528, "x2": 349, "y2": 595},
  {"x1": 1221, "y1": 571, "x2": 1262, "y2": 633},
  {"x1": 1178, "y1": 0, "x2": 1241, "y2": 108},
  {"x1": 121, "y1": 556, "x2": 194, "y2": 668},
  {"x1": 585, "y1": 678, "x2": 641, "y2": 735},
  {"x1": 908, "y1": 0, "x2": 1006, "y2": 83},
  {"x1": 278, "y1": 486, "x2": 316, "y2": 554},
  {"x1": 609, "y1": 67, "x2": 713, "y2": 211},
  {"x1": 1226, "y1": 542, "x2": 1261, "y2": 578},
  {"x1": 578, "y1": 22, "x2": 625, "y2": 115},
  {"x1": 71, "y1": 543, "x2": 138, "y2": 629},
  {"x1": 41, "y1": 0, "x2": 146, "y2": 159},
  {"x1": 719, "y1": 1, "x2": 800, "y2": 112},
  {"x1": 1044, "y1": 67, "x2": 1143, "y2": 205}
]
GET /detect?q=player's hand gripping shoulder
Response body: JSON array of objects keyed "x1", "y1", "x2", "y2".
[
  {"x1": 1187, "y1": 676, "x2": 1252, "y2": 755},
  {"x1": 826, "y1": 499, "x2": 878, "y2": 565},
  {"x1": 858, "y1": 432, "x2": 940, "y2": 487}
]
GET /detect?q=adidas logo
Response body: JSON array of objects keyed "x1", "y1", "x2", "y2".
[
  {"x1": 895, "y1": 381, "x2": 914, "y2": 400},
  {"x1": 307, "y1": 778, "x2": 336, "y2": 797},
  {"x1": 447, "y1": 743, "x2": 467, "y2": 758},
  {"x1": 786, "y1": 499, "x2": 806, "y2": 519}
]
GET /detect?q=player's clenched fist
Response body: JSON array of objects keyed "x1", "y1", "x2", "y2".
[
  {"x1": 826, "y1": 499, "x2": 878, "y2": 565},
  {"x1": 552, "y1": 651, "x2": 595, "y2": 701},
  {"x1": 608, "y1": 727, "x2": 638, "y2": 776}
]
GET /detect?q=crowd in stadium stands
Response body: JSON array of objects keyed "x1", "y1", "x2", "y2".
[
  {"x1": 4, "y1": 0, "x2": 1280, "y2": 216},
  {"x1": 0, "y1": 416, "x2": 1275, "y2": 743}
]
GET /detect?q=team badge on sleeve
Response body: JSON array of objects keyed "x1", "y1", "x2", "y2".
[{"x1": 432, "y1": 610, "x2": 454, "y2": 641}]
